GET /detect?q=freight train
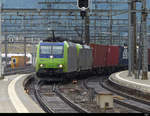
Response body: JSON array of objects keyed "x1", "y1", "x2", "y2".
[{"x1": 35, "y1": 41, "x2": 130, "y2": 80}]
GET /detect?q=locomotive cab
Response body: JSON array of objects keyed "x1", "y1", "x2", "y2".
[
  {"x1": 36, "y1": 41, "x2": 81, "y2": 78},
  {"x1": 36, "y1": 42, "x2": 65, "y2": 76}
]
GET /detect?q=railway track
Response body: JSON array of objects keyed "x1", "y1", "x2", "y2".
[
  {"x1": 84, "y1": 76, "x2": 150, "y2": 113},
  {"x1": 25, "y1": 73, "x2": 150, "y2": 113},
  {"x1": 107, "y1": 77, "x2": 150, "y2": 102},
  {"x1": 26, "y1": 76, "x2": 89, "y2": 113},
  {"x1": 103, "y1": 78, "x2": 150, "y2": 113},
  {"x1": 4, "y1": 66, "x2": 35, "y2": 76}
]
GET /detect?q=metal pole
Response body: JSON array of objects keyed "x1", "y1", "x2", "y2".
[
  {"x1": 52, "y1": 30, "x2": 55, "y2": 41},
  {"x1": 4, "y1": 34, "x2": 8, "y2": 68},
  {"x1": 128, "y1": 0, "x2": 132, "y2": 76},
  {"x1": 0, "y1": 0, "x2": 3, "y2": 78},
  {"x1": 81, "y1": 18, "x2": 84, "y2": 43},
  {"x1": 131, "y1": 25, "x2": 134, "y2": 73},
  {"x1": 85, "y1": 10, "x2": 90, "y2": 44},
  {"x1": 32, "y1": 37, "x2": 34, "y2": 66},
  {"x1": 141, "y1": 0, "x2": 148, "y2": 80},
  {"x1": 109, "y1": 0, "x2": 113, "y2": 45},
  {"x1": 23, "y1": 15, "x2": 26, "y2": 67},
  {"x1": 32, "y1": 37, "x2": 36, "y2": 67},
  {"x1": 24, "y1": 37, "x2": 26, "y2": 66},
  {"x1": 131, "y1": 1, "x2": 137, "y2": 78}
]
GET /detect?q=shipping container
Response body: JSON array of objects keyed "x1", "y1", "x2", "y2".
[
  {"x1": 11, "y1": 56, "x2": 29, "y2": 68},
  {"x1": 106, "y1": 46, "x2": 120, "y2": 66},
  {"x1": 90, "y1": 44, "x2": 108, "y2": 68}
]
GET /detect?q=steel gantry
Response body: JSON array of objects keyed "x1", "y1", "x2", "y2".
[{"x1": 1, "y1": 0, "x2": 131, "y2": 45}]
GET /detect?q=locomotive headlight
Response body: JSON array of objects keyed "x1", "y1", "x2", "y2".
[
  {"x1": 50, "y1": 55, "x2": 53, "y2": 59},
  {"x1": 40, "y1": 64, "x2": 44, "y2": 67},
  {"x1": 59, "y1": 64, "x2": 63, "y2": 68}
]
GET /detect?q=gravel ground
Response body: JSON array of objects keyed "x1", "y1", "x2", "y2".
[{"x1": 59, "y1": 80, "x2": 139, "y2": 113}]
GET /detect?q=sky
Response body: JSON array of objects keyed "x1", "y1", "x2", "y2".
[
  {"x1": 2, "y1": 0, "x2": 39, "y2": 8},
  {"x1": 1, "y1": 0, "x2": 150, "y2": 10}
]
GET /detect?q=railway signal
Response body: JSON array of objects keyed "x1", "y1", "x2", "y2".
[
  {"x1": 80, "y1": 9, "x2": 87, "y2": 19},
  {"x1": 77, "y1": 0, "x2": 90, "y2": 19},
  {"x1": 77, "y1": 0, "x2": 89, "y2": 9}
]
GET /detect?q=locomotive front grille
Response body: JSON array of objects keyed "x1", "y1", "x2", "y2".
[{"x1": 39, "y1": 68, "x2": 63, "y2": 74}]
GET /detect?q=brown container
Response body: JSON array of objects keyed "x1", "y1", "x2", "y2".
[
  {"x1": 106, "y1": 46, "x2": 120, "y2": 66},
  {"x1": 90, "y1": 44, "x2": 108, "y2": 68},
  {"x1": 11, "y1": 56, "x2": 29, "y2": 68}
]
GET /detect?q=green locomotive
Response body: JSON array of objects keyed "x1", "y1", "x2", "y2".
[{"x1": 35, "y1": 41, "x2": 92, "y2": 78}]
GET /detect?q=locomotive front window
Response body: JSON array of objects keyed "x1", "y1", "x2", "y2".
[
  {"x1": 40, "y1": 46, "x2": 52, "y2": 54},
  {"x1": 52, "y1": 46, "x2": 63, "y2": 55},
  {"x1": 40, "y1": 45, "x2": 63, "y2": 55}
]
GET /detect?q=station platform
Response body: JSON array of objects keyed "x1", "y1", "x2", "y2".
[
  {"x1": 109, "y1": 70, "x2": 150, "y2": 94},
  {"x1": 0, "y1": 74, "x2": 44, "y2": 113}
]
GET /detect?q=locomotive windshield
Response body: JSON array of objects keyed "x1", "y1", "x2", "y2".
[
  {"x1": 52, "y1": 46, "x2": 63, "y2": 55},
  {"x1": 40, "y1": 45, "x2": 64, "y2": 55}
]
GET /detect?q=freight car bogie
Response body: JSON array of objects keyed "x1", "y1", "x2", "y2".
[
  {"x1": 104, "y1": 67, "x2": 116, "y2": 75},
  {"x1": 76, "y1": 69, "x2": 93, "y2": 79},
  {"x1": 92, "y1": 67, "x2": 104, "y2": 75}
]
